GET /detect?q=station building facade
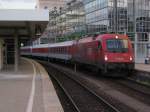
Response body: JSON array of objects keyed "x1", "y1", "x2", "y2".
[
  {"x1": 83, "y1": 0, "x2": 150, "y2": 63},
  {"x1": 36, "y1": 0, "x2": 66, "y2": 10},
  {"x1": 44, "y1": 0, "x2": 85, "y2": 43}
]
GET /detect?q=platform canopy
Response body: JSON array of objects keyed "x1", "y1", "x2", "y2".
[
  {"x1": 0, "y1": 9, "x2": 49, "y2": 72},
  {"x1": 0, "y1": 9, "x2": 49, "y2": 40}
]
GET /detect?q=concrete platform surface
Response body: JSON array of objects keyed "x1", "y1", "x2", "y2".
[
  {"x1": 135, "y1": 64, "x2": 150, "y2": 72},
  {"x1": 0, "y1": 58, "x2": 64, "y2": 112}
]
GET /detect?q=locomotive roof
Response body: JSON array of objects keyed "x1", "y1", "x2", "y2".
[
  {"x1": 78, "y1": 36, "x2": 94, "y2": 43},
  {"x1": 49, "y1": 40, "x2": 74, "y2": 47},
  {"x1": 31, "y1": 40, "x2": 74, "y2": 48},
  {"x1": 96, "y1": 34, "x2": 128, "y2": 40},
  {"x1": 78, "y1": 34, "x2": 128, "y2": 43},
  {"x1": 21, "y1": 46, "x2": 32, "y2": 49}
]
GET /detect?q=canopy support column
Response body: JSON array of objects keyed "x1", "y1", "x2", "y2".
[{"x1": 14, "y1": 32, "x2": 19, "y2": 72}]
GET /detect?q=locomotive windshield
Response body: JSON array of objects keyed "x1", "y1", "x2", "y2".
[{"x1": 106, "y1": 39, "x2": 128, "y2": 52}]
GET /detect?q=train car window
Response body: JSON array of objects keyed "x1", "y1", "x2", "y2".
[
  {"x1": 66, "y1": 47, "x2": 67, "y2": 53},
  {"x1": 54, "y1": 48, "x2": 55, "y2": 53},
  {"x1": 65, "y1": 47, "x2": 67, "y2": 53},
  {"x1": 66, "y1": 47, "x2": 68, "y2": 53},
  {"x1": 64, "y1": 47, "x2": 66, "y2": 53}
]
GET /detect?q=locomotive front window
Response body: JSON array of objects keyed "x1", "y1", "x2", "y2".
[{"x1": 106, "y1": 39, "x2": 128, "y2": 52}]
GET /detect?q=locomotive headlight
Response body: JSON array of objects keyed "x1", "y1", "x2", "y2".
[
  {"x1": 104, "y1": 55, "x2": 108, "y2": 61},
  {"x1": 115, "y1": 36, "x2": 118, "y2": 39},
  {"x1": 130, "y1": 56, "x2": 133, "y2": 61}
]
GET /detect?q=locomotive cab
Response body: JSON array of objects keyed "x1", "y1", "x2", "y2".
[{"x1": 97, "y1": 34, "x2": 134, "y2": 74}]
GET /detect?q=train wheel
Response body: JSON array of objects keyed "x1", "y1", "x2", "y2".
[{"x1": 126, "y1": 69, "x2": 134, "y2": 77}]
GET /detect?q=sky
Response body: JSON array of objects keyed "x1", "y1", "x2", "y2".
[{"x1": 0, "y1": 0, "x2": 36, "y2": 9}]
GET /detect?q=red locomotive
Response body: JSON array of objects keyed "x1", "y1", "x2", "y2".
[{"x1": 21, "y1": 34, "x2": 134, "y2": 75}]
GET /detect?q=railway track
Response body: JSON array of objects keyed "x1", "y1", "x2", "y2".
[
  {"x1": 95, "y1": 77, "x2": 150, "y2": 105},
  {"x1": 68, "y1": 63, "x2": 150, "y2": 97},
  {"x1": 43, "y1": 62, "x2": 120, "y2": 112},
  {"x1": 50, "y1": 76, "x2": 78, "y2": 112},
  {"x1": 37, "y1": 59, "x2": 150, "y2": 112},
  {"x1": 75, "y1": 66, "x2": 150, "y2": 105},
  {"x1": 131, "y1": 70, "x2": 150, "y2": 87},
  {"x1": 117, "y1": 78, "x2": 150, "y2": 96},
  {"x1": 127, "y1": 75, "x2": 150, "y2": 88},
  {"x1": 110, "y1": 78, "x2": 150, "y2": 105}
]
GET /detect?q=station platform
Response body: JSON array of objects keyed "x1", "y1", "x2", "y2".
[
  {"x1": 135, "y1": 63, "x2": 150, "y2": 73},
  {"x1": 0, "y1": 58, "x2": 63, "y2": 112}
]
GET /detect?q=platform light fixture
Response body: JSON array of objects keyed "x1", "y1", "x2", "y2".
[{"x1": 21, "y1": 43, "x2": 24, "y2": 47}]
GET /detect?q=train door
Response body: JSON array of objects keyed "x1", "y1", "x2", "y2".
[
  {"x1": 96, "y1": 40, "x2": 103, "y2": 66},
  {"x1": 73, "y1": 40, "x2": 83, "y2": 62},
  {"x1": 80, "y1": 43, "x2": 85, "y2": 62},
  {"x1": 86, "y1": 41, "x2": 97, "y2": 64}
]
